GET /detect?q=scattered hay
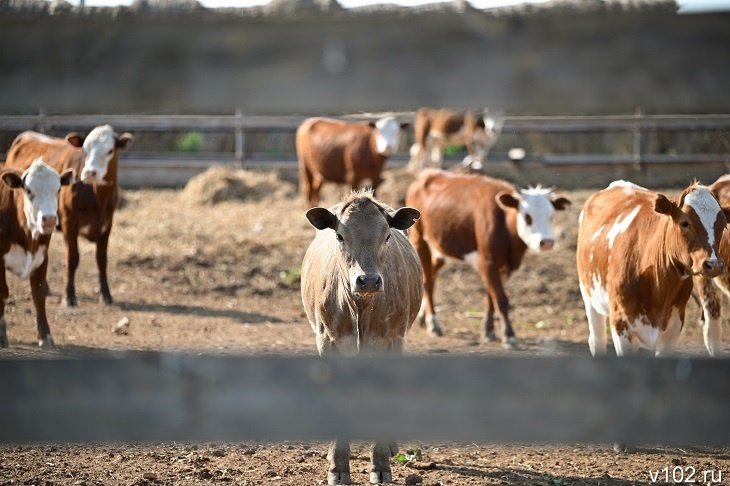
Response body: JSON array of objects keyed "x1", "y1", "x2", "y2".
[{"x1": 181, "y1": 166, "x2": 296, "y2": 205}]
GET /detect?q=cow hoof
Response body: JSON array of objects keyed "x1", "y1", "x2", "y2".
[
  {"x1": 483, "y1": 332, "x2": 499, "y2": 343},
  {"x1": 370, "y1": 471, "x2": 392, "y2": 484},
  {"x1": 63, "y1": 297, "x2": 78, "y2": 307},
  {"x1": 0, "y1": 336, "x2": 8, "y2": 348},
  {"x1": 101, "y1": 294, "x2": 114, "y2": 305},
  {"x1": 39, "y1": 336, "x2": 56, "y2": 350},
  {"x1": 613, "y1": 443, "x2": 636, "y2": 453},
  {"x1": 428, "y1": 327, "x2": 443, "y2": 337},
  {"x1": 328, "y1": 471, "x2": 351, "y2": 485},
  {"x1": 501, "y1": 339, "x2": 519, "y2": 350}
]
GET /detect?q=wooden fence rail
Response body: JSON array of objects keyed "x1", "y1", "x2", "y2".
[{"x1": 0, "y1": 354, "x2": 728, "y2": 445}]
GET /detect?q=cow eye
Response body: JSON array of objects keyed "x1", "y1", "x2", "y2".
[
  {"x1": 524, "y1": 214, "x2": 533, "y2": 226},
  {"x1": 107, "y1": 149, "x2": 113, "y2": 156},
  {"x1": 336, "y1": 233, "x2": 344, "y2": 242},
  {"x1": 386, "y1": 234, "x2": 391, "y2": 242},
  {"x1": 680, "y1": 220, "x2": 690, "y2": 229},
  {"x1": 25, "y1": 188, "x2": 34, "y2": 199}
]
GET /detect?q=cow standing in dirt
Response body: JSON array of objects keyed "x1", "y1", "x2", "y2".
[
  {"x1": 301, "y1": 190, "x2": 422, "y2": 484},
  {"x1": 0, "y1": 159, "x2": 75, "y2": 348},
  {"x1": 693, "y1": 174, "x2": 730, "y2": 356},
  {"x1": 408, "y1": 108, "x2": 503, "y2": 170},
  {"x1": 5, "y1": 125, "x2": 133, "y2": 306},
  {"x1": 406, "y1": 169, "x2": 570, "y2": 349},
  {"x1": 296, "y1": 116, "x2": 409, "y2": 208}
]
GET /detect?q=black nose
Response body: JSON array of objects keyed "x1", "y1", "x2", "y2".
[{"x1": 355, "y1": 275, "x2": 383, "y2": 293}]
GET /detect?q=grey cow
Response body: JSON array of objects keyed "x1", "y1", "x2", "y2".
[{"x1": 301, "y1": 190, "x2": 423, "y2": 484}]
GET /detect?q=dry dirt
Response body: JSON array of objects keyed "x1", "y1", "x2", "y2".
[{"x1": 0, "y1": 167, "x2": 728, "y2": 486}]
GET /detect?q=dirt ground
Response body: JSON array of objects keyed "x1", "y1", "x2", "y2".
[{"x1": 0, "y1": 167, "x2": 728, "y2": 486}]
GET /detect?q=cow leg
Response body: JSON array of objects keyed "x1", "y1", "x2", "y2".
[
  {"x1": 655, "y1": 308, "x2": 684, "y2": 357},
  {"x1": 30, "y1": 261, "x2": 54, "y2": 349},
  {"x1": 327, "y1": 440, "x2": 351, "y2": 485},
  {"x1": 480, "y1": 263, "x2": 517, "y2": 349},
  {"x1": 370, "y1": 441, "x2": 396, "y2": 484},
  {"x1": 310, "y1": 176, "x2": 324, "y2": 208},
  {"x1": 411, "y1": 229, "x2": 443, "y2": 336},
  {"x1": 483, "y1": 296, "x2": 498, "y2": 342},
  {"x1": 581, "y1": 290, "x2": 608, "y2": 356},
  {"x1": 63, "y1": 229, "x2": 80, "y2": 307},
  {"x1": 695, "y1": 275, "x2": 723, "y2": 356},
  {"x1": 0, "y1": 268, "x2": 9, "y2": 348},
  {"x1": 429, "y1": 139, "x2": 445, "y2": 169},
  {"x1": 299, "y1": 161, "x2": 314, "y2": 207},
  {"x1": 97, "y1": 227, "x2": 114, "y2": 304},
  {"x1": 610, "y1": 318, "x2": 638, "y2": 453}
]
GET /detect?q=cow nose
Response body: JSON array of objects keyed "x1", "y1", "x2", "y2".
[
  {"x1": 41, "y1": 215, "x2": 57, "y2": 226},
  {"x1": 703, "y1": 258, "x2": 724, "y2": 277},
  {"x1": 539, "y1": 239, "x2": 555, "y2": 251},
  {"x1": 354, "y1": 274, "x2": 383, "y2": 294},
  {"x1": 83, "y1": 170, "x2": 97, "y2": 180}
]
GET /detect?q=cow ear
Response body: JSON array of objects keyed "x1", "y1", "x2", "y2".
[
  {"x1": 551, "y1": 195, "x2": 571, "y2": 211},
  {"x1": 388, "y1": 207, "x2": 420, "y2": 230},
  {"x1": 115, "y1": 132, "x2": 134, "y2": 151},
  {"x1": 722, "y1": 208, "x2": 730, "y2": 224},
  {"x1": 400, "y1": 122, "x2": 411, "y2": 129},
  {"x1": 0, "y1": 169, "x2": 24, "y2": 190},
  {"x1": 306, "y1": 208, "x2": 337, "y2": 230},
  {"x1": 654, "y1": 193, "x2": 679, "y2": 216},
  {"x1": 65, "y1": 133, "x2": 84, "y2": 148},
  {"x1": 59, "y1": 169, "x2": 76, "y2": 186},
  {"x1": 496, "y1": 191, "x2": 520, "y2": 210}
]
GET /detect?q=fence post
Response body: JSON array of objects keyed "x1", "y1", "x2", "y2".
[
  {"x1": 235, "y1": 108, "x2": 245, "y2": 170},
  {"x1": 632, "y1": 107, "x2": 643, "y2": 174},
  {"x1": 38, "y1": 106, "x2": 47, "y2": 134}
]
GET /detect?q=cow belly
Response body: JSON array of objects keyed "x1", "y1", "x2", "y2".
[{"x1": 4, "y1": 244, "x2": 46, "y2": 280}]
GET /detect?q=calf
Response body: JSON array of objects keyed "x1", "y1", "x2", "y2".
[
  {"x1": 408, "y1": 107, "x2": 503, "y2": 170},
  {"x1": 694, "y1": 174, "x2": 730, "y2": 356},
  {"x1": 405, "y1": 169, "x2": 570, "y2": 348},
  {"x1": 301, "y1": 190, "x2": 422, "y2": 484},
  {"x1": 296, "y1": 116, "x2": 409, "y2": 208},
  {"x1": 5, "y1": 125, "x2": 133, "y2": 306},
  {"x1": 577, "y1": 180, "x2": 726, "y2": 358},
  {"x1": 0, "y1": 159, "x2": 75, "y2": 348}
]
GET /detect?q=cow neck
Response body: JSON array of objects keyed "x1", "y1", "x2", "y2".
[
  {"x1": 12, "y1": 194, "x2": 43, "y2": 250},
  {"x1": 93, "y1": 155, "x2": 118, "y2": 199},
  {"x1": 505, "y1": 210, "x2": 528, "y2": 271},
  {"x1": 367, "y1": 135, "x2": 388, "y2": 166},
  {"x1": 656, "y1": 213, "x2": 692, "y2": 280}
]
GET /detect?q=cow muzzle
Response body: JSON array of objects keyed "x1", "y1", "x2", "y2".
[
  {"x1": 353, "y1": 274, "x2": 383, "y2": 294},
  {"x1": 81, "y1": 169, "x2": 98, "y2": 183},
  {"x1": 539, "y1": 239, "x2": 555, "y2": 252},
  {"x1": 40, "y1": 215, "x2": 57, "y2": 234},
  {"x1": 702, "y1": 258, "x2": 725, "y2": 278}
]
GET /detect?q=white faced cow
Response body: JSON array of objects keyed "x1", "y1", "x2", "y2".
[
  {"x1": 577, "y1": 180, "x2": 726, "y2": 358},
  {"x1": 406, "y1": 169, "x2": 570, "y2": 349},
  {"x1": 0, "y1": 159, "x2": 75, "y2": 348},
  {"x1": 301, "y1": 190, "x2": 422, "y2": 484}
]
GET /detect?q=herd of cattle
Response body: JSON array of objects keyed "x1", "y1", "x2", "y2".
[{"x1": 0, "y1": 110, "x2": 728, "y2": 483}]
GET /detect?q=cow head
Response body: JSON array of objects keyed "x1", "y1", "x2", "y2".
[
  {"x1": 655, "y1": 184, "x2": 726, "y2": 277},
  {"x1": 306, "y1": 193, "x2": 420, "y2": 296},
  {"x1": 1, "y1": 158, "x2": 75, "y2": 238},
  {"x1": 469, "y1": 109, "x2": 504, "y2": 169},
  {"x1": 66, "y1": 125, "x2": 133, "y2": 184},
  {"x1": 369, "y1": 117, "x2": 409, "y2": 156},
  {"x1": 497, "y1": 186, "x2": 571, "y2": 252}
]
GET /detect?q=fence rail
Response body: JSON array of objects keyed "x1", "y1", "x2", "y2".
[{"x1": 0, "y1": 354, "x2": 727, "y2": 445}]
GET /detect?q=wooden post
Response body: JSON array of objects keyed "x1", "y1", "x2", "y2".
[
  {"x1": 38, "y1": 106, "x2": 47, "y2": 134},
  {"x1": 235, "y1": 108, "x2": 245, "y2": 170}
]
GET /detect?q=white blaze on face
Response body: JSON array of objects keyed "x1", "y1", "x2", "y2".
[
  {"x1": 516, "y1": 187, "x2": 557, "y2": 251},
  {"x1": 22, "y1": 161, "x2": 63, "y2": 238},
  {"x1": 606, "y1": 207, "x2": 640, "y2": 250},
  {"x1": 684, "y1": 186, "x2": 723, "y2": 260},
  {"x1": 373, "y1": 117, "x2": 402, "y2": 156},
  {"x1": 81, "y1": 124, "x2": 116, "y2": 183}
]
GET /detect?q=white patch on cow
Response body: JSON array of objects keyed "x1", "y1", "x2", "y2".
[
  {"x1": 606, "y1": 207, "x2": 640, "y2": 250},
  {"x1": 4, "y1": 244, "x2": 46, "y2": 280},
  {"x1": 515, "y1": 186, "x2": 558, "y2": 251},
  {"x1": 81, "y1": 125, "x2": 116, "y2": 183},
  {"x1": 629, "y1": 314, "x2": 660, "y2": 350},
  {"x1": 685, "y1": 186, "x2": 723, "y2": 260},
  {"x1": 373, "y1": 117, "x2": 402, "y2": 156},
  {"x1": 463, "y1": 251, "x2": 479, "y2": 270},
  {"x1": 578, "y1": 209, "x2": 584, "y2": 225},
  {"x1": 21, "y1": 159, "x2": 63, "y2": 238},
  {"x1": 585, "y1": 273, "x2": 610, "y2": 317},
  {"x1": 655, "y1": 307, "x2": 683, "y2": 356},
  {"x1": 590, "y1": 224, "x2": 606, "y2": 242},
  {"x1": 589, "y1": 253, "x2": 594, "y2": 263},
  {"x1": 607, "y1": 180, "x2": 648, "y2": 191}
]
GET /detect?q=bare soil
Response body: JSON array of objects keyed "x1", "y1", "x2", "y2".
[{"x1": 0, "y1": 167, "x2": 727, "y2": 485}]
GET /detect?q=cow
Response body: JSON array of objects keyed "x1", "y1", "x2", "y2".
[
  {"x1": 577, "y1": 180, "x2": 727, "y2": 359},
  {"x1": 5, "y1": 125, "x2": 133, "y2": 306},
  {"x1": 405, "y1": 169, "x2": 570, "y2": 349},
  {"x1": 0, "y1": 159, "x2": 75, "y2": 348},
  {"x1": 301, "y1": 190, "x2": 422, "y2": 485},
  {"x1": 694, "y1": 174, "x2": 730, "y2": 356},
  {"x1": 408, "y1": 107, "x2": 503, "y2": 171},
  {"x1": 296, "y1": 116, "x2": 409, "y2": 208}
]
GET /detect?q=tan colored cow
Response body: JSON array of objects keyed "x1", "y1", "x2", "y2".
[
  {"x1": 301, "y1": 190, "x2": 422, "y2": 485},
  {"x1": 694, "y1": 174, "x2": 730, "y2": 356},
  {"x1": 5, "y1": 126, "x2": 133, "y2": 306},
  {"x1": 0, "y1": 159, "x2": 75, "y2": 348},
  {"x1": 406, "y1": 169, "x2": 570, "y2": 349},
  {"x1": 577, "y1": 180, "x2": 726, "y2": 358}
]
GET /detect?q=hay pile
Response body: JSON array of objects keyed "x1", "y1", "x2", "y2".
[{"x1": 182, "y1": 166, "x2": 296, "y2": 205}]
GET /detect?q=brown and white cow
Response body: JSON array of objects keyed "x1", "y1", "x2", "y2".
[
  {"x1": 577, "y1": 180, "x2": 727, "y2": 358},
  {"x1": 296, "y1": 116, "x2": 409, "y2": 208},
  {"x1": 408, "y1": 108, "x2": 503, "y2": 170},
  {"x1": 301, "y1": 190, "x2": 422, "y2": 485},
  {"x1": 406, "y1": 169, "x2": 570, "y2": 348},
  {"x1": 694, "y1": 174, "x2": 730, "y2": 356},
  {"x1": 5, "y1": 125, "x2": 133, "y2": 306},
  {"x1": 0, "y1": 159, "x2": 75, "y2": 348}
]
